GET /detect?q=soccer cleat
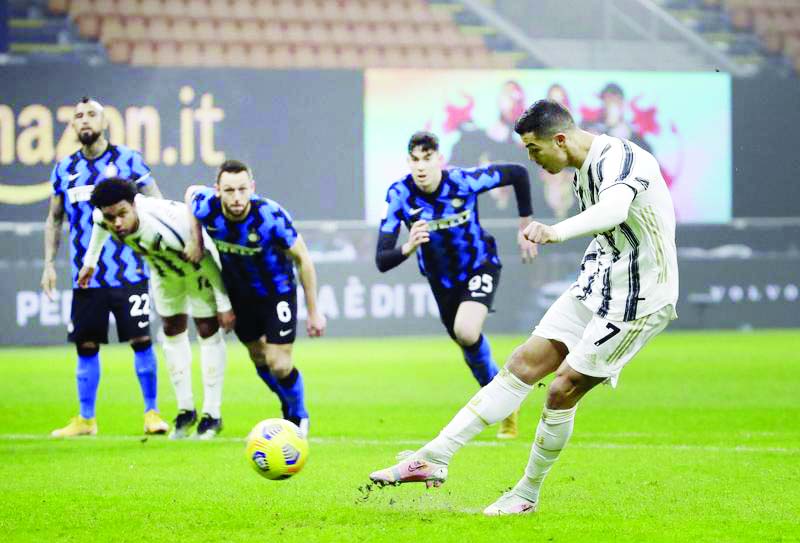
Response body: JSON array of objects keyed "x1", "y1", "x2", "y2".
[
  {"x1": 51, "y1": 416, "x2": 97, "y2": 437},
  {"x1": 496, "y1": 409, "x2": 519, "y2": 440},
  {"x1": 143, "y1": 410, "x2": 169, "y2": 435},
  {"x1": 195, "y1": 414, "x2": 223, "y2": 440},
  {"x1": 483, "y1": 491, "x2": 538, "y2": 516},
  {"x1": 169, "y1": 409, "x2": 197, "y2": 440},
  {"x1": 369, "y1": 450, "x2": 448, "y2": 488}
]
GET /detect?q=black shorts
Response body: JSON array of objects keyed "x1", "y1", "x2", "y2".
[
  {"x1": 68, "y1": 281, "x2": 152, "y2": 344},
  {"x1": 429, "y1": 262, "x2": 501, "y2": 339},
  {"x1": 230, "y1": 289, "x2": 298, "y2": 345}
]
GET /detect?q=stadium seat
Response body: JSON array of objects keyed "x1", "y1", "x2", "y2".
[
  {"x1": 179, "y1": 41, "x2": 202, "y2": 66},
  {"x1": 202, "y1": 43, "x2": 226, "y2": 66},
  {"x1": 130, "y1": 41, "x2": 156, "y2": 65},
  {"x1": 148, "y1": 17, "x2": 172, "y2": 40},
  {"x1": 217, "y1": 20, "x2": 241, "y2": 43},
  {"x1": 337, "y1": 45, "x2": 362, "y2": 67},
  {"x1": 153, "y1": 41, "x2": 180, "y2": 65},
  {"x1": 185, "y1": 0, "x2": 211, "y2": 20},
  {"x1": 271, "y1": 44, "x2": 294, "y2": 68},
  {"x1": 231, "y1": 0, "x2": 256, "y2": 20},
  {"x1": 163, "y1": 0, "x2": 188, "y2": 19},
  {"x1": 99, "y1": 15, "x2": 125, "y2": 43},
  {"x1": 171, "y1": 18, "x2": 194, "y2": 41},
  {"x1": 140, "y1": 0, "x2": 163, "y2": 18},
  {"x1": 248, "y1": 43, "x2": 271, "y2": 67},
  {"x1": 316, "y1": 45, "x2": 340, "y2": 68},
  {"x1": 74, "y1": 14, "x2": 101, "y2": 39},
  {"x1": 106, "y1": 40, "x2": 131, "y2": 63},
  {"x1": 117, "y1": 0, "x2": 144, "y2": 18},
  {"x1": 125, "y1": 17, "x2": 149, "y2": 42},
  {"x1": 193, "y1": 19, "x2": 217, "y2": 41},
  {"x1": 239, "y1": 20, "x2": 263, "y2": 43},
  {"x1": 224, "y1": 43, "x2": 250, "y2": 66}
]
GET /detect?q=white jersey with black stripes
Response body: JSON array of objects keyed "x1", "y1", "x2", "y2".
[
  {"x1": 569, "y1": 134, "x2": 679, "y2": 322},
  {"x1": 84, "y1": 194, "x2": 230, "y2": 313}
]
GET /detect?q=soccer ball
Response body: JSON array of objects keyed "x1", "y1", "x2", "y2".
[{"x1": 245, "y1": 418, "x2": 309, "y2": 480}]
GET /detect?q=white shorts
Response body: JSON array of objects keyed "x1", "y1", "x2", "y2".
[
  {"x1": 533, "y1": 290, "x2": 673, "y2": 387},
  {"x1": 149, "y1": 271, "x2": 218, "y2": 319}
]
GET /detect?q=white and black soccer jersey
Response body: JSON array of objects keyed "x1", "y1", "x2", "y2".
[
  {"x1": 84, "y1": 195, "x2": 231, "y2": 312},
  {"x1": 570, "y1": 134, "x2": 679, "y2": 322}
]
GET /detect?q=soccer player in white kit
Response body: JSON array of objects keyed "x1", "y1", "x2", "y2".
[
  {"x1": 79, "y1": 178, "x2": 233, "y2": 439},
  {"x1": 369, "y1": 99, "x2": 679, "y2": 516}
]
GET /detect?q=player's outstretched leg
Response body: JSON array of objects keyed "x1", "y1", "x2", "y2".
[
  {"x1": 52, "y1": 343, "x2": 100, "y2": 437},
  {"x1": 369, "y1": 336, "x2": 565, "y2": 488},
  {"x1": 461, "y1": 336, "x2": 520, "y2": 440},
  {"x1": 369, "y1": 367, "x2": 532, "y2": 487},
  {"x1": 484, "y1": 363, "x2": 599, "y2": 516}
]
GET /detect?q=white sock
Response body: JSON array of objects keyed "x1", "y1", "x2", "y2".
[
  {"x1": 162, "y1": 330, "x2": 194, "y2": 411},
  {"x1": 198, "y1": 330, "x2": 226, "y2": 419},
  {"x1": 513, "y1": 405, "x2": 577, "y2": 503},
  {"x1": 421, "y1": 368, "x2": 532, "y2": 465}
]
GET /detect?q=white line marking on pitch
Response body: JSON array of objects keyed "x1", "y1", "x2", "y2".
[{"x1": 0, "y1": 434, "x2": 797, "y2": 454}]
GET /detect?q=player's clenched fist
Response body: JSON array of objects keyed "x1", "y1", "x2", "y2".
[
  {"x1": 523, "y1": 221, "x2": 561, "y2": 244},
  {"x1": 402, "y1": 220, "x2": 430, "y2": 256}
]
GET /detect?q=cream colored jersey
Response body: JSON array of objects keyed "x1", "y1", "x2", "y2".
[
  {"x1": 569, "y1": 134, "x2": 679, "y2": 322},
  {"x1": 85, "y1": 195, "x2": 231, "y2": 313}
]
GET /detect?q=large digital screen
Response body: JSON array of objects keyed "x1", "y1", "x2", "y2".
[{"x1": 365, "y1": 70, "x2": 731, "y2": 224}]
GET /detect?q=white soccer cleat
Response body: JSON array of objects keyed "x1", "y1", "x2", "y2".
[
  {"x1": 483, "y1": 491, "x2": 538, "y2": 516},
  {"x1": 369, "y1": 450, "x2": 448, "y2": 488}
]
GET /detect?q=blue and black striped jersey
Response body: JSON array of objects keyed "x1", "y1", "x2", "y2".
[
  {"x1": 51, "y1": 144, "x2": 152, "y2": 288},
  {"x1": 378, "y1": 164, "x2": 530, "y2": 289},
  {"x1": 190, "y1": 187, "x2": 298, "y2": 298}
]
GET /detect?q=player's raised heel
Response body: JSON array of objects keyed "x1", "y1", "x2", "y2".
[
  {"x1": 483, "y1": 491, "x2": 538, "y2": 516},
  {"x1": 369, "y1": 451, "x2": 448, "y2": 488},
  {"x1": 169, "y1": 409, "x2": 197, "y2": 440},
  {"x1": 51, "y1": 416, "x2": 97, "y2": 437},
  {"x1": 496, "y1": 409, "x2": 519, "y2": 440},
  {"x1": 144, "y1": 410, "x2": 169, "y2": 435},
  {"x1": 194, "y1": 414, "x2": 222, "y2": 440}
]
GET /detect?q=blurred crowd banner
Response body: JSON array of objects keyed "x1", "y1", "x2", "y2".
[
  {"x1": 3, "y1": 224, "x2": 798, "y2": 346},
  {"x1": 4, "y1": 65, "x2": 800, "y2": 225},
  {"x1": 0, "y1": 66, "x2": 364, "y2": 221},
  {"x1": 365, "y1": 69, "x2": 732, "y2": 224}
]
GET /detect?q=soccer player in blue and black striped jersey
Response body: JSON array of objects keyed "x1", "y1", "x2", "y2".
[
  {"x1": 376, "y1": 131, "x2": 537, "y2": 439},
  {"x1": 43, "y1": 97, "x2": 169, "y2": 437},
  {"x1": 185, "y1": 160, "x2": 326, "y2": 437}
]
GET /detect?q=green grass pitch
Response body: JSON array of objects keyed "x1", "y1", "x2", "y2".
[{"x1": 1, "y1": 331, "x2": 798, "y2": 542}]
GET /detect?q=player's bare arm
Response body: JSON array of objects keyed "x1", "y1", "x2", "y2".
[
  {"x1": 401, "y1": 219, "x2": 430, "y2": 256},
  {"x1": 41, "y1": 193, "x2": 65, "y2": 301},
  {"x1": 183, "y1": 185, "x2": 206, "y2": 263},
  {"x1": 286, "y1": 233, "x2": 326, "y2": 338}
]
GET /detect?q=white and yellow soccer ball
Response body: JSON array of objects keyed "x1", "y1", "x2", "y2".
[{"x1": 245, "y1": 419, "x2": 309, "y2": 480}]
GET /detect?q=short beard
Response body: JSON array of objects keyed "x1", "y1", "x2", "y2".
[{"x1": 78, "y1": 130, "x2": 101, "y2": 146}]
